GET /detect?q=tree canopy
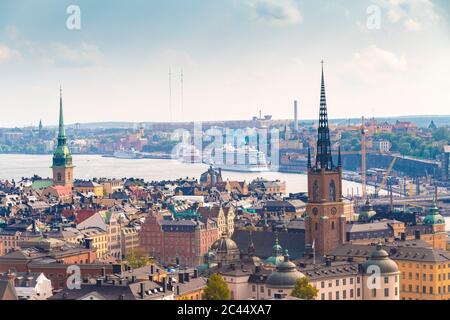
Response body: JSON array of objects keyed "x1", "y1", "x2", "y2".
[
  {"x1": 203, "y1": 273, "x2": 231, "y2": 300},
  {"x1": 290, "y1": 277, "x2": 319, "y2": 300}
]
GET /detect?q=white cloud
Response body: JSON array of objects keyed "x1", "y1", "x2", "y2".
[
  {"x1": 46, "y1": 42, "x2": 103, "y2": 67},
  {"x1": 354, "y1": 45, "x2": 408, "y2": 73},
  {"x1": 375, "y1": 0, "x2": 440, "y2": 31},
  {"x1": 5, "y1": 25, "x2": 20, "y2": 40},
  {"x1": 0, "y1": 44, "x2": 21, "y2": 63},
  {"x1": 247, "y1": 0, "x2": 303, "y2": 26}
]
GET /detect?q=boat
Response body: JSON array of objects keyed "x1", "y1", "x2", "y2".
[
  {"x1": 113, "y1": 149, "x2": 144, "y2": 159},
  {"x1": 204, "y1": 144, "x2": 270, "y2": 172}
]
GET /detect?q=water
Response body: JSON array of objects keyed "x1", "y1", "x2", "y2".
[{"x1": 0, "y1": 154, "x2": 373, "y2": 194}]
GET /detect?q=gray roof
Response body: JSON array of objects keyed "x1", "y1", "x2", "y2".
[{"x1": 232, "y1": 229, "x2": 305, "y2": 259}]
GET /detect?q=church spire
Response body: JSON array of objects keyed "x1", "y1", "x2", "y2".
[
  {"x1": 315, "y1": 60, "x2": 333, "y2": 170},
  {"x1": 58, "y1": 86, "x2": 65, "y2": 141},
  {"x1": 338, "y1": 145, "x2": 342, "y2": 168},
  {"x1": 307, "y1": 145, "x2": 312, "y2": 169}
]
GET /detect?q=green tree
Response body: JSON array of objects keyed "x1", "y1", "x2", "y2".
[
  {"x1": 125, "y1": 248, "x2": 149, "y2": 269},
  {"x1": 290, "y1": 277, "x2": 319, "y2": 300},
  {"x1": 204, "y1": 273, "x2": 231, "y2": 300}
]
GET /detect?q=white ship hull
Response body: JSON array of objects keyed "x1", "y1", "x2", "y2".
[{"x1": 113, "y1": 150, "x2": 144, "y2": 159}]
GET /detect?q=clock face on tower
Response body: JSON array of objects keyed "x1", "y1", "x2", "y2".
[
  {"x1": 312, "y1": 207, "x2": 318, "y2": 216},
  {"x1": 331, "y1": 207, "x2": 337, "y2": 215}
]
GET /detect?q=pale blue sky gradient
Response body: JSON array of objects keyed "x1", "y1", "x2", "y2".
[{"x1": 0, "y1": 0, "x2": 449, "y2": 127}]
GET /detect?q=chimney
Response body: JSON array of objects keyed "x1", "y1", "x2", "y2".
[
  {"x1": 414, "y1": 230, "x2": 421, "y2": 240},
  {"x1": 325, "y1": 259, "x2": 332, "y2": 267},
  {"x1": 140, "y1": 282, "x2": 145, "y2": 299},
  {"x1": 294, "y1": 100, "x2": 299, "y2": 132},
  {"x1": 96, "y1": 279, "x2": 102, "y2": 286},
  {"x1": 193, "y1": 269, "x2": 198, "y2": 279},
  {"x1": 85, "y1": 238, "x2": 93, "y2": 250},
  {"x1": 149, "y1": 275, "x2": 153, "y2": 282},
  {"x1": 178, "y1": 273, "x2": 184, "y2": 284},
  {"x1": 184, "y1": 272, "x2": 190, "y2": 283},
  {"x1": 131, "y1": 276, "x2": 137, "y2": 283},
  {"x1": 176, "y1": 285, "x2": 180, "y2": 296},
  {"x1": 162, "y1": 277, "x2": 167, "y2": 292},
  {"x1": 101, "y1": 267, "x2": 106, "y2": 278},
  {"x1": 150, "y1": 265, "x2": 154, "y2": 274}
]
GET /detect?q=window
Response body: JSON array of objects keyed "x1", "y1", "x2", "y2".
[
  {"x1": 313, "y1": 181, "x2": 319, "y2": 202},
  {"x1": 328, "y1": 292, "x2": 332, "y2": 300},
  {"x1": 336, "y1": 291, "x2": 339, "y2": 300},
  {"x1": 343, "y1": 279, "x2": 346, "y2": 286},
  {"x1": 321, "y1": 293, "x2": 325, "y2": 300},
  {"x1": 384, "y1": 277, "x2": 389, "y2": 284},
  {"x1": 321, "y1": 281, "x2": 325, "y2": 289},
  {"x1": 357, "y1": 277, "x2": 360, "y2": 284},
  {"x1": 260, "y1": 286, "x2": 264, "y2": 293},
  {"x1": 429, "y1": 274, "x2": 433, "y2": 281},
  {"x1": 395, "y1": 287, "x2": 398, "y2": 296},
  {"x1": 408, "y1": 285, "x2": 412, "y2": 292},
  {"x1": 329, "y1": 180, "x2": 336, "y2": 201},
  {"x1": 350, "y1": 278, "x2": 354, "y2": 285},
  {"x1": 357, "y1": 288, "x2": 360, "y2": 297},
  {"x1": 252, "y1": 285, "x2": 256, "y2": 292},
  {"x1": 336, "y1": 279, "x2": 340, "y2": 286},
  {"x1": 372, "y1": 289, "x2": 376, "y2": 297},
  {"x1": 331, "y1": 221, "x2": 335, "y2": 230},
  {"x1": 384, "y1": 288, "x2": 389, "y2": 297},
  {"x1": 343, "y1": 290, "x2": 347, "y2": 299},
  {"x1": 429, "y1": 287, "x2": 433, "y2": 295},
  {"x1": 422, "y1": 286, "x2": 426, "y2": 294},
  {"x1": 350, "y1": 289, "x2": 354, "y2": 298}
]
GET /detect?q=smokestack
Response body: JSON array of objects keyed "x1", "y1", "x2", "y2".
[
  {"x1": 140, "y1": 282, "x2": 145, "y2": 299},
  {"x1": 294, "y1": 100, "x2": 298, "y2": 132}
]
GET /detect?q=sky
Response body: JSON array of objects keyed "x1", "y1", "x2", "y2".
[{"x1": 0, "y1": 0, "x2": 449, "y2": 127}]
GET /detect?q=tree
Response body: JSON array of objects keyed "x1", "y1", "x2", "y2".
[
  {"x1": 125, "y1": 247, "x2": 149, "y2": 269},
  {"x1": 290, "y1": 277, "x2": 318, "y2": 300},
  {"x1": 204, "y1": 273, "x2": 231, "y2": 300}
]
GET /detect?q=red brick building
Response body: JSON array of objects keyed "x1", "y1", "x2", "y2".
[{"x1": 140, "y1": 212, "x2": 219, "y2": 267}]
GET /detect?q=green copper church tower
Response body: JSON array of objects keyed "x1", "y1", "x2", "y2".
[{"x1": 52, "y1": 87, "x2": 74, "y2": 188}]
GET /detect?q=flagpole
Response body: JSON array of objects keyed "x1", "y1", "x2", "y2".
[{"x1": 313, "y1": 239, "x2": 316, "y2": 265}]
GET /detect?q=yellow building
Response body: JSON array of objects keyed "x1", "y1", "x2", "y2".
[
  {"x1": 81, "y1": 228, "x2": 108, "y2": 259},
  {"x1": 396, "y1": 246, "x2": 450, "y2": 300},
  {"x1": 74, "y1": 181, "x2": 104, "y2": 197}
]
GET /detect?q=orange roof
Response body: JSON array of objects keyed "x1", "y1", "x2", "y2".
[{"x1": 49, "y1": 185, "x2": 72, "y2": 196}]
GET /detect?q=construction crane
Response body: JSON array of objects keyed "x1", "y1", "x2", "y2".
[
  {"x1": 361, "y1": 116, "x2": 367, "y2": 199},
  {"x1": 376, "y1": 156, "x2": 398, "y2": 196}
]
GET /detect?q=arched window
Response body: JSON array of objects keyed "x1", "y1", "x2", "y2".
[
  {"x1": 329, "y1": 180, "x2": 336, "y2": 202},
  {"x1": 313, "y1": 181, "x2": 319, "y2": 202}
]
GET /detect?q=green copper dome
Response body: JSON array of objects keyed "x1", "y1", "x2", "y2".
[
  {"x1": 266, "y1": 250, "x2": 304, "y2": 289},
  {"x1": 423, "y1": 202, "x2": 445, "y2": 225}
]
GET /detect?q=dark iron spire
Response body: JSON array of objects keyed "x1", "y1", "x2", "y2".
[
  {"x1": 315, "y1": 60, "x2": 333, "y2": 170},
  {"x1": 338, "y1": 145, "x2": 342, "y2": 168},
  {"x1": 307, "y1": 145, "x2": 311, "y2": 169}
]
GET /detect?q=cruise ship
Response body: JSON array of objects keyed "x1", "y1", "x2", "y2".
[
  {"x1": 113, "y1": 149, "x2": 144, "y2": 159},
  {"x1": 204, "y1": 144, "x2": 270, "y2": 172}
]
